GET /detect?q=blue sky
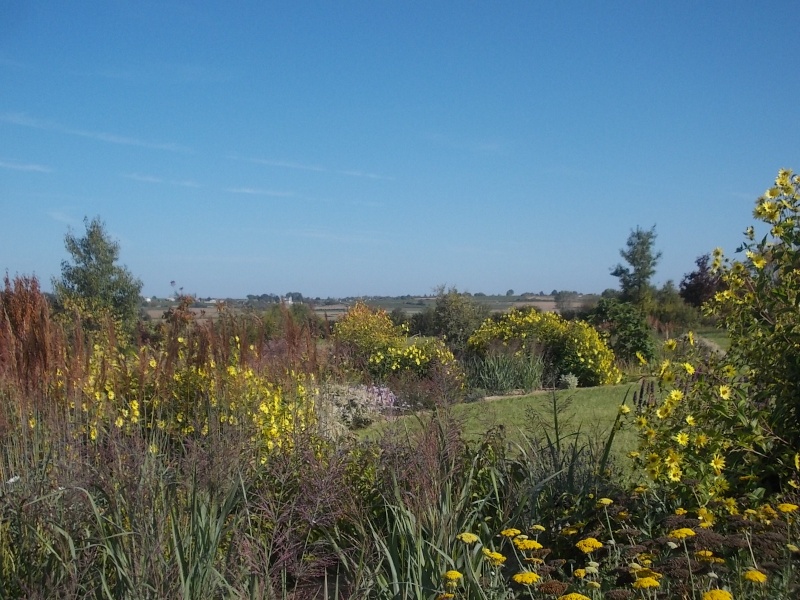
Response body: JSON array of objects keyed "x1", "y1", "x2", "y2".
[{"x1": 2, "y1": 2, "x2": 798, "y2": 299}]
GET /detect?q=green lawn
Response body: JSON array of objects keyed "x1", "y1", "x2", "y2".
[{"x1": 361, "y1": 383, "x2": 643, "y2": 459}]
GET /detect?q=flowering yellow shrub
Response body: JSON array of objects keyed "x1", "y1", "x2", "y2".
[
  {"x1": 333, "y1": 301, "x2": 406, "y2": 362},
  {"x1": 468, "y1": 309, "x2": 621, "y2": 386},
  {"x1": 334, "y1": 302, "x2": 461, "y2": 384},
  {"x1": 630, "y1": 169, "x2": 800, "y2": 506}
]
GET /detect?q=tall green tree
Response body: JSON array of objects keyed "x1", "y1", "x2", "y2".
[
  {"x1": 53, "y1": 217, "x2": 143, "y2": 334},
  {"x1": 611, "y1": 225, "x2": 661, "y2": 307}
]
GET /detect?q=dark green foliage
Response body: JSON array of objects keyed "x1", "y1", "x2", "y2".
[
  {"x1": 430, "y1": 287, "x2": 490, "y2": 357},
  {"x1": 588, "y1": 298, "x2": 656, "y2": 363},
  {"x1": 611, "y1": 225, "x2": 661, "y2": 308},
  {"x1": 651, "y1": 280, "x2": 699, "y2": 334},
  {"x1": 53, "y1": 217, "x2": 142, "y2": 335}
]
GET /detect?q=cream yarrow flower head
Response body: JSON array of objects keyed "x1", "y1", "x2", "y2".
[{"x1": 597, "y1": 497, "x2": 614, "y2": 506}]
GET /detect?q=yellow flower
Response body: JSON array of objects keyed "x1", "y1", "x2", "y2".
[
  {"x1": 702, "y1": 591, "x2": 732, "y2": 600},
  {"x1": 443, "y1": 570, "x2": 463, "y2": 582},
  {"x1": 664, "y1": 339, "x2": 677, "y2": 351},
  {"x1": 618, "y1": 405, "x2": 631, "y2": 415},
  {"x1": 556, "y1": 594, "x2": 591, "y2": 600},
  {"x1": 710, "y1": 454, "x2": 726, "y2": 475},
  {"x1": 457, "y1": 532, "x2": 480, "y2": 544},
  {"x1": 436, "y1": 594, "x2": 454, "y2": 600},
  {"x1": 587, "y1": 581, "x2": 601, "y2": 589},
  {"x1": 482, "y1": 548, "x2": 506, "y2": 566},
  {"x1": 148, "y1": 443, "x2": 159, "y2": 455},
  {"x1": 512, "y1": 571, "x2": 540, "y2": 585},
  {"x1": 500, "y1": 528, "x2": 521, "y2": 538},
  {"x1": 719, "y1": 385, "x2": 732, "y2": 400},
  {"x1": 675, "y1": 507, "x2": 687, "y2": 515},
  {"x1": 674, "y1": 432, "x2": 690, "y2": 446},
  {"x1": 778, "y1": 503, "x2": 798, "y2": 513},
  {"x1": 575, "y1": 537, "x2": 603, "y2": 553},
  {"x1": 682, "y1": 362, "x2": 695, "y2": 375},
  {"x1": 636, "y1": 351, "x2": 647, "y2": 365},
  {"x1": 685, "y1": 415, "x2": 696, "y2": 427},
  {"x1": 513, "y1": 538, "x2": 543, "y2": 551},
  {"x1": 668, "y1": 389, "x2": 684, "y2": 403},
  {"x1": 529, "y1": 524, "x2": 546, "y2": 532},
  {"x1": 597, "y1": 497, "x2": 614, "y2": 506},
  {"x1": 632, "y1": 577, "x2": 660, "y2": 589},
  {"x1": 668, "y1": 528, "x2": 696, "y2": 540},
  {"x1": 743, "y1": 569, "x2": 767, "y2": 583},
  {"x1": 573, "y1": 568, "x2": 586, "y2": 578}
]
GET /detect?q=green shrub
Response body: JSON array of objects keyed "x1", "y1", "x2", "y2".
[{"x1": 587, "y1": 298, "x2": 656, "y2": 364}]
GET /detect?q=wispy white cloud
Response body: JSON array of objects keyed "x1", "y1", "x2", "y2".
[
  {"x1": 232, "y1": 156, "x2": 393, "y2": 181},
  {"x1": 225, "y1": 187, "x2": 295, "y2": 198},
  {"x1": 1, "y1": 112, "x2": 192, "y2": 152},
  {"x1": 122, "y1": 173, "x2": 202, "y2": 188},
  {"x1": 0, "y1": 159, "x2": 51, "y2": 173}
]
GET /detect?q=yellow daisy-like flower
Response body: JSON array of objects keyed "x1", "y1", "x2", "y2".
[
  {"x1": 457, "y1": 532, "x2": 480, "y2": 544},
  {"x1": 778, "y1": 503, "x2": 799, "y2": 513},
  {"x1": 618, "y1": 404, "x2": 631, "y2": 415},
  {"x1": 443, "y1": 570, "x2": 463, "y2": 582},
  {"x1": 702, "y1": 591, "x2": 732, "y2": 600},
  {"x1": 512, "y1": 571, "x2": 540, "y2": 585},
  {"x1": 500, "y1": 528, "x2": 521, "y2": 538},
  {"x1": 674, "y1": 432, "x2": 690, "y2": 446},
  {"x1": 685, "y1": 415, "x2": 696, "y2": 427},
  {"x1": 682, "y1": 362, "x2": 695, "y2": 375},
  {"x1": 743, "y1": 569, "x2": 767, "y2": 583},
  {"x1": 632, "y1": 576, "x2": 660, "y2": 589},
  {"x1": 636, "y1": 351, "x2": 647, "y2": 365},
  {"x1": 664, "y1": 339, "x2": 677, "y2": 351},
  {"x1": 668, "y1": 389, "x2": 684, "y2": 403},
  {"x1": 719, "y1": 385, "x2": 732, "y2": 400},
  {"x1": 710, "y1": 454, "x2": 726, "y2": 475},
  {"x1": 575, "y1": 537, "x2": 603, "y2": 554},
  {"x1": 597, "y1": 497, "x2": 614, "y2": 506},
  {"x1": 668, "y1": 528, "x2": 696, "y2": 540}
]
